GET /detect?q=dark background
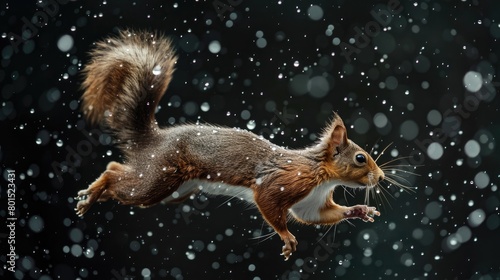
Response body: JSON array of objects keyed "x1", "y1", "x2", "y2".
[{"x1": 1, "y1": 0, "x2": 499, "y2": 279}]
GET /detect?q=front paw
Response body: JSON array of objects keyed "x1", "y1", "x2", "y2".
[
  {"x1": 281, "y1": 235, "x2": 298, "y2": 261},
  {"x1": 344, "y1": 205, "x2": 380, "y2": 222}
]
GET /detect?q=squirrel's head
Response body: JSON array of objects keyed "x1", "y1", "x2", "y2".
[{"x1": 317, "y1": 113, "x2": 384, "y2": 188}]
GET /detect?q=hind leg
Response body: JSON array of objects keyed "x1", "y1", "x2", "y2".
[
  {"x1": 75, "y1": 161, "x2": 129, "y2": 216},
  {"x1": 94, "y1": 161, "x2": 124, "y2": 203},
  {"x1": 75, "y1": 174, "x2": 109, "y2": 217}
]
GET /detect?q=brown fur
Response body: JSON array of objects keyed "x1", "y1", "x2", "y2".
[
  {"x1": 75, "y1": 30, "x2": 385, "y2": 260},
  {"x1": 81, "y1": 30, "x2": 177, "y2": 153}
]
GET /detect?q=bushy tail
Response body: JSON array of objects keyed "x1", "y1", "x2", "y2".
[{"x1": 81, "y1": 29, "x2": 177, "y2": 150}]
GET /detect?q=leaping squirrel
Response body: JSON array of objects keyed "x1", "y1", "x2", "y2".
[{"x1": 75, "y1": 30, "x2": 385, "y2": 260}]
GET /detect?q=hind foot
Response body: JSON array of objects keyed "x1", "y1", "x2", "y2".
[
  {"x1": 75, "y1": 189, "x2": 93, "y2": 216},
  {"x1": 75, "y1": 189, "x2": 89, "y2": 201}
]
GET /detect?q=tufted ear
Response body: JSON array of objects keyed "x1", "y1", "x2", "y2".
[{"x1": 320, "y1": 113, "x2": 348, "y2": 159}]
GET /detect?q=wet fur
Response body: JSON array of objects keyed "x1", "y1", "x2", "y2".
[{"x1": 75, "y1": 30, "x2": 384, "y2": 260}]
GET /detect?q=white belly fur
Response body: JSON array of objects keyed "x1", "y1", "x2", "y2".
[
  {"x1": 289, "y1": 180, "x2": 342, "y2": 223},
  {"x1": 164, "y1": 179, "x2": 342, "y2": 224},
  {"x1": 163, "y1": 179, "x2": 255, "y2": 203}
]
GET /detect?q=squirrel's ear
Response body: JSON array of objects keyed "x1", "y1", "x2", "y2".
[{"x1": 321, "y1": 113, "x2": 348, "y2": 158}]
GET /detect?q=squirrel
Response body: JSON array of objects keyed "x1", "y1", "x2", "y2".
[{"x1": 75, "y1": 30, "x2": 385, "y2": 260}]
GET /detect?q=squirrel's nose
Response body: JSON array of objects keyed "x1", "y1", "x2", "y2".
[{"x1": 378, "y1": 174, "x2": 384, "y2": 182}]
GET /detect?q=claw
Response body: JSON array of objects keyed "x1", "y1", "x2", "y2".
[
  {"x1": 280, "y1": 251, "x2": 292, "y2": 261},
  {"x1": 75, "y1": 209, "x2": 83, "y2": 217},
  {"x1": 75, "y1": 199, "x2": 91, "y2": 217},
  {"x1": 281, "y1": 235, "x2": 297, "y2": 261},
  {"x1": 74, "y1": 195, "x2": 88, "y2": 201}
]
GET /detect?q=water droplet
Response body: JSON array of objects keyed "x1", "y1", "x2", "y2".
[
  {"x1": 427, "y1": 142, "x2": 444, "y2": 160},
  {"x1": 474, "y1": 172, "x2": 489, "y2": 189},
  {"x1": 57, "y1": 34, "x2": 74, "y2": 52},
  {"x1": 463, "y1": 71, "x2": 483, "y2": 92},
  {"x1": 468, "y1": 209, "x2": 486, "y2": 227},
  {"x1": 246, "y1": 120, "x2": 256, "y2": 130},
  {"x1": 307, "y1": 5, "x2": 324, "y2": 21},
  {"x1": 208, "y1": 40, "x2": 221, "y2": 54},
  {"x1": 186, "y1": 251, "x2": 196, "y2": 260},
  {"x1": 200, "y1": 102, "x2": 210, "y2": 112},
  {"x1": 152, "y1": 65, "x2": 162, "y2": 75},
  {"x1": 464, "y1": 140, "x2": 480, "y2": 158}
]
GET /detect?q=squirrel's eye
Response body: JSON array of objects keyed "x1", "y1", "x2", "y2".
[{"x1": 355, "y1": 153, "x2": 366, "y2": 165}]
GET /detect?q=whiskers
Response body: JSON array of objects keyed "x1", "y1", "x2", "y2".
[
  {"x1": 366, "y1": 142, "x2": 420, "y2": 208},
  {"x1": 249, "y1": 229, "x2": 277, "y2": 244}
]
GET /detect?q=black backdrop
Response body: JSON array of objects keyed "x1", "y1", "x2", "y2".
[{"x1": 1, "y1": 0, "x2": 499, "y2": 279}]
